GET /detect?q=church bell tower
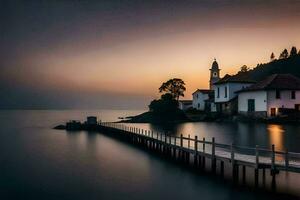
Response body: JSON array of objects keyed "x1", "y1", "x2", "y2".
[{"x1": 209, "y1": 59, "x2": 220, "y2": 90}]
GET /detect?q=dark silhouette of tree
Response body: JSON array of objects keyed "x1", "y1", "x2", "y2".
[
  {"x1": 239, "y1": 65, "x2": 249, "y2": 73},
  {"x1": 149, "y1": 93, "x2": 178, "y2": 114},
  {"x1": 159, "y1": 78, "x2": 186, "y2": 101},
  {"x1": 279, "y1": 49, "x2": 289, "y2": 59},
  {"x1": 270, "y1": 52, "x2": 275, "y2": 61},
  {"x1": 290, "y1": 46, "x2": 298, "y2": 57}
]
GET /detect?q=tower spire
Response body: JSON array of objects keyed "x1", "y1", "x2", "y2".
[{"x1": 209, "y1": 59, "x2": 221, "y2": 90}]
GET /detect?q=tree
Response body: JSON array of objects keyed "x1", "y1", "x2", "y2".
[
  {"x1": 159, "y1": 78, "x2": 186, "y2": 101},
  {"x1": 149, "y1": 93, "x2": 178, "y2": 114},
  {"x1": 290, "y1": 46, "x2": 298, "y2": 57},
  {"x1": 279, "y1": 49, "x2": 289, "y2": 59},
  {"x1": 270, "y1": 52, "x2": 275, "y2": 61},
  {"x1": 239, "y1": 65, "x2": 249, "y2": 73}
]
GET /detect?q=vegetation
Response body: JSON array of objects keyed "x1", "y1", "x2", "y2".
[
  {"x1": 230, "y1": 47, "x2": 300, "y2": 82},
  {"x1": 290, "y1": 46, "x2": 298, "y2": 57},
  {"x1": 149, "y1": 93, "x2": 178, "y2": 114},
  {"x1": 123, "y1": 78, "x2": 188, "y2": 123},
  {"x1": 159, "y1": 78, "x2": 186, "y2": 101},
  {"x1": 239, "y1": 65, "x2": 250, "y2": 73},
  {"x1": 279, "y1": 48, "x2": 289, "y2": 59},
  {"x1": 270, "y1": 52, "x2": 275, "y2": 61}
]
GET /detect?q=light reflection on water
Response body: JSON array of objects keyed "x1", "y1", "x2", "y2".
[
  {"x1": 267, "y1": 124, "x2": 285, "y2": 151},
  {"x1": 126, "y1": 122, "x2": 298, "y2": 152}
]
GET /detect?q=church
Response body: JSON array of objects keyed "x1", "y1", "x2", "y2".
[{"x1": 192, "y1": 59, "x2": 220, "y2": 112}]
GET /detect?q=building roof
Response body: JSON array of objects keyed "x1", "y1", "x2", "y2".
[
  {"x1": 210, "y1": 59, "x2": 220, "y2": 71},
  {"x1": 192, "y1": 89, "x2": 213, "y2": 94},
  {"x1": 214, "y1": 73, "x2": 256, "y2": 85},
  {"x1": 178, "y1": 100, "x2": 192, "y2": 105},
  {"x1": 236, "y1": 74, "x2": 300, "y2": 93}
]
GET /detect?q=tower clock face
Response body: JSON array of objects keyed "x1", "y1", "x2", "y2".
[{"x1": 213, "y1": 72, "x2": 218, "y2": 77}]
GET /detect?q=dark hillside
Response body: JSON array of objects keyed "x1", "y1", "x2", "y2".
[{"x1": 231, "y1": 54, "x2": 300, "y2": 81}]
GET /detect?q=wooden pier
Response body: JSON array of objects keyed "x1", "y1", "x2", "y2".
[{"x1": 97, "y1": 122, "x2": 300, "y2": 188}]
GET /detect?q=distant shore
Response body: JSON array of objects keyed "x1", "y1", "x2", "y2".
[{"x1": 118, "y1": 110, "x2": 300, "y2": 124}]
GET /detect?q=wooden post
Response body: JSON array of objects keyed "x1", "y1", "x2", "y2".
[
  {"x1": 202, "y1": 137, "x2": 206, "y2": 169},
  {"x1": 231, "y1": 143, "x2": 235, "y2": 181},
  {"x1": 262, "y1": 168, "x2": 266, "y2": 187},
  {"x1": 164, "y1": 133, "x2": 167, "y2": 153},
  {"x1": 242, "y1": 165, "x2": 246, "y2": 185},
  {"x1": 271, "y1": 144, "x2": 275, "y2": 171},
  {"x1": 255, "y1": 145, "x2": 259, "y2": 169},
  {"x1": 255, "y1": 168, "x2": 259, "y2": 188},
  {"x1": 180, "y1": 134, "x2": 183, "y2": 161},
  {"x1": 253, "y1": 145, "x2": 259, "y2": 188},
  {"x1": 203, "y1": 137, "x2": 206, "y2": 153},
  {"x1": 211, "y1": 137, "x2": 216, "y2": 173},
  {"x1": 220, "y1": 161, "x2": 224, "y2": 178},
  {"x1": 271, "y1": 144, "x2": 276, "y2": 191},
  {"x1": 285, "y1": 149, "x2": 289, "y2": 169},
  {"x1": 180, "y1": 134, "x2": 183, "y2": 147},
  {"x1": 169, "y1": 135, "x2": 172, "y2": 156},
  {"x1": 194, "y1": 136, "x2": 198, "y2": 166}
]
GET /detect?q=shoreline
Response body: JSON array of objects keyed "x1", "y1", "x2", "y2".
[{"x1": 117, "y1": 111, "x2": 300, "y2": 125}]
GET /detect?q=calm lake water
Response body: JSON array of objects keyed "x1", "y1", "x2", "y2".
[{"x1": 1, "y1": 110, "x2": 300, "y2": 199}]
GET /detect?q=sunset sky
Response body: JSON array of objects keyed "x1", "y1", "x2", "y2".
[{"x1": 1, "y1": 0, "x2": 300, "y2": 109}]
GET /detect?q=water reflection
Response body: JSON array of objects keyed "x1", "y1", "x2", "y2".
[
  {"x1": 125, "y1": 122, "x2": 300, "y2": 152},
  {"x1": 267, "y1": 124, "x2": 285, "y2": 151},
  {"x1": 1, "y1": 110, "x2": 300, "y2": 199}
]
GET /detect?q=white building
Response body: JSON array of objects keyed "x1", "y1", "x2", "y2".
[
  {"x1": 192, "y1": 89, "x2": 211, "y2": 110},
  {"x1": 178, "y1": 100, "x2": 193, "y2": 111},
  {"x1": 237, "y1": 74, "x2": 300, "y2": 117},
  {"x1": 192, "y1": 59, "x2": 220, "y2": 112},
  {"x1": 214, "y1": 74, "x2": 256, "y2": 114}
]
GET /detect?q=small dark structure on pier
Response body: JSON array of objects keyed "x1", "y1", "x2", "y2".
[{"x1": 86, "y1": 116, "x2": 97, "y2": 125}]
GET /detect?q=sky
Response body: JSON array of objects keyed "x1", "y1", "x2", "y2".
[{"x1": 1, "y1": 0, "x2": 300, "y2": 109}]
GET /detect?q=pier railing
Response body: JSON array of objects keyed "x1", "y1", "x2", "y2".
[{"x1": 99, "y1": 122, "x2": 300, "y2": 172}]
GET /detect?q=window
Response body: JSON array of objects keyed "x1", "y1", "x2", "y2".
[
  {"x1": 217, "y1": 87, "x2": 220, "y2": 98},
  {"x1": 224, "y1": 86, "x2": 228, "y2": 98},
  {"x1": 291, "y1": 91, "x2": 296, "y2": 99},
  {"x1": 196, "y1": 94, "x2": 198, "y2": 99},
  {"x1": 198, "y1": 103, "x2": 200, "y2": 109},
  {"x1": 248, "y1": 99, "x2": 255, "y2": 112},
  {"x1": 276, "y1": 90, "x2": 281, "y2": 99}
]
